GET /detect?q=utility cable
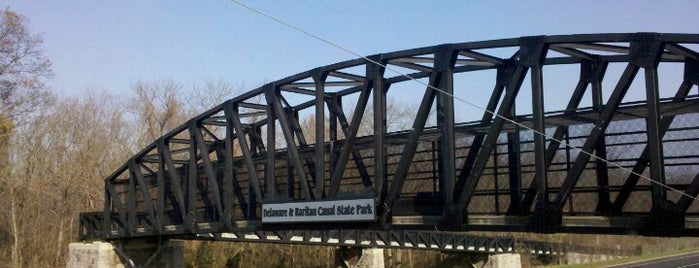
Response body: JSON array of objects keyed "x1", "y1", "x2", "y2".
[{"x1": 229, "y1": 0, "x2": 699, "y2": 202}]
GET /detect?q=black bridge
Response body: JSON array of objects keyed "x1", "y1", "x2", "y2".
[{"x1": 80, "y1": 33, "x2": 699, "y2": 252}]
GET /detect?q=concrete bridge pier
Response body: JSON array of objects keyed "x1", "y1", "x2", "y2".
[
  {"x1": 483, "y1": 253, "x2": 522, "y2": 268},
  {"x1": 440, "y1": 252, "x2": 521, "y2": 268},
  {"x1": 334, "y1": 247, "x2": 521, "y2": 268},
  {"x1": 335, "y1": 247, "x2": 385, "y2": 268},
  {"x1": 66, "y1": 239, "x2": 183, "y2": 268}
]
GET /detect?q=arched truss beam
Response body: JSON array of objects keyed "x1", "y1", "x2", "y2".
[{"x1": 94, "y1": 33, "x2": 699, "y2": 239}]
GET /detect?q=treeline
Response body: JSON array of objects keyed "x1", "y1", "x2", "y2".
[{"x1": 0, "y1": 79, "x2": 240, "y2": 267}]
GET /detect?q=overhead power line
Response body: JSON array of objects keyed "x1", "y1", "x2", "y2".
[{"x1": 229, "y1": 0, "x2": 699, "y2": 203}]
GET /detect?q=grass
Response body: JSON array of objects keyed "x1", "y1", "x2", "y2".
[{"x1": 540, "y1": 247, "x2": 699, "y2": 268}]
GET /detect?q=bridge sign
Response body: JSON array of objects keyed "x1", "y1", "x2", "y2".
[{"x1": 262, "y1": 198, "x2": 376, "y2": 223}]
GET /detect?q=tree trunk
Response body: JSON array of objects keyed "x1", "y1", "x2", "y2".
[
  {"x1": 55, "y1": 216, "x2": 65, "y2": 266},
  {"x1": 11, "y1": 187, "x2": 22, "y2": 268}
]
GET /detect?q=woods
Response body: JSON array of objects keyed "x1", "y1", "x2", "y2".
[
  {"x1": 0, "y1": 9, "x2": 242, "y2": 266},
  {"x1": 1, "y1": 8, "x2": 53, "y2": 268},
  {"x1": 0, "y1": 83, "x2": 241, "y2": 267}
]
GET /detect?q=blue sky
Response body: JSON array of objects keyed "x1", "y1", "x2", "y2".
[{"x1": 5, "y1": 1, "x2": 699, "y2": 97}]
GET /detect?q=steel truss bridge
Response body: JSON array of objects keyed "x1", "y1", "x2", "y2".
[{"x1": 81, "y1": 33, "x2": 699, "y2": 253}]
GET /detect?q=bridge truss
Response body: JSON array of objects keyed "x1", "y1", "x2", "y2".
[{"x1": 81, "y1": 33, "x2": 699, "y2": 249}]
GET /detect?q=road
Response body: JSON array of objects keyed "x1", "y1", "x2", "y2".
[{"x1": 607, "y1": 251, "x2": 699, "y2": 268}]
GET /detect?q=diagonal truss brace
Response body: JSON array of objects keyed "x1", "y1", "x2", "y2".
[{"x1": 383, "y1": 47, "x2": 458, "y2": 216}]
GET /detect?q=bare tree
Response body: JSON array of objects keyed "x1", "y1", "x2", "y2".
[
  {"x1": 0, "y1": 8, "x2": 52, "y2": 268},
  {"x1": 127, "y1": 78, "x2": 242, "y2": 151},
  {"x1": 1, "y1": 92, "x2": 133, "y2": 267},
  {"x1": 347, "y1": 98, "x2": 416, "y2": 137},
  {"x1": 0, "y1": 8, "x2": 53, "y2": 124},
  {"x1": 188, "y1": 79, "x2": 241, "y2": 114},
  {"x1": 128, "y1": 79, "x2": 185, "y2": 149}
]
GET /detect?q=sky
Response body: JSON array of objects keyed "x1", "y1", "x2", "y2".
[{"x1": 4, "y1": 1, "x2": 699, "y2": 99}]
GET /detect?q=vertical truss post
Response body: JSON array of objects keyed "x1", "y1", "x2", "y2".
[
  {"x1": 530, "y1": 55, "x2": 548, "y2": 205},
  {"x1": 631, "y1": 34, "x2": 667, "y2": 202},
  {"x1": 103, "y1": 181, "x2": 113, "y2": 238},
  {"x1": 288, "y1": 111, "x2": 297, "y2": 199},
  {"x1": 186, "y1": 125, "x2": 198, "y2": 231},
  {"x1": 506, "y1": 117, "x2": 523, "y2": 215},
  {"x1": 519, "y1": 36, "x2": 553, "y2": 232},
  {"x1": 265, "y1": 84, "x2": 277, "y2": 202},
  {"x1": 127, "y1": 164, "x2": 137, "y2": 232},
  {"x1": 432, "y1": 141, "x2": 438, "y2": 194},
  {"x1": 368, "y1": 55, "x2": 388, "y2": 204},
  {"x1": 222, "y1": 120, "x2": 235, "y2": 228},
  {"x1": 493, "y1": 150, "x2": 500, "y2": 213},
  {"x1": 435, "y1": 46, "x2": 458, "y2": 207},
  {"x1": 565, "y1": 129, "x2": 574, "y2": 214},
  {"x1": 156, "y1": 147, "x2": 165, "y2": 232},
  {"x1": 287, "y1": 153, "x2": 295, "y2": 198},
  {"x1": 328, "y1": 94, "x2": 339, "y2": 181},
  {"x1": 314, "y1": 70, "x2": 329, "y2": 199},
  {"x1": 590, "y1": 60, "x2": 611, "y2": 214},
  {"x1": 630, "y1": 33, "x2": 682, "y2": 234}
]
